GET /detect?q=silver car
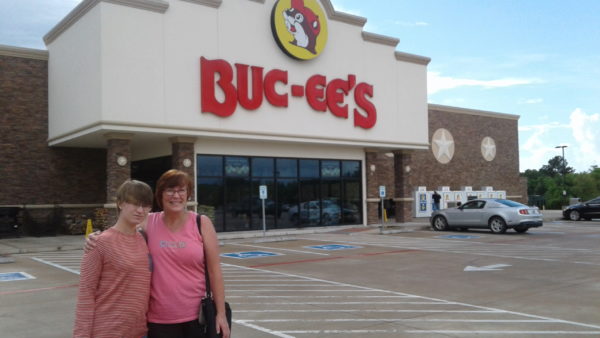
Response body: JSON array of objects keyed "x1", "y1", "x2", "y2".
[{"x1": 430, "y1": 199, "x2": 543, "y2": 234}]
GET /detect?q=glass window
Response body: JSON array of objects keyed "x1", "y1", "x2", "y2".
[
  {"x1": 252, "y1": 158, "x2": 274, "y2": 177},
  {"x1": 197, "y1": 177, "x2": 224, "y2": 231},
  {"x1": 496, "y1": 199, "x2": 525, "y2": 207},
  {"x1": 321, "y1": 181, "x2": 341, "y2": 225},
  {"x1": 299, "y1": 179, "x2": 320, "y2": 225},
  {"x1": 343, "y1": 181, "x2": 361, "y2": 224},
  {"x1": 197, "y1": 155, "x2": 222, "y2": 176},
  {"x1": 299, "y1": 159, "x2": 319, "y2": 178},
  {"x1": 198, "y1": 155, "x2": 363, "y2": 231},
  {"x1": 225, "y1": 157, "x2": 249, "y2": 177},
  {"x1": 276, "y1": 158, "x2": 297, "y2": 178},
  {"x1": 276, "y1": 179, "x2": 298, "y2": 229},
  {"x1": 224, "y1": 177, "x2": 251, "y2": 231},
  {"x1": 342, "y1": 161, "x2": 360, "y2": 178},
  {"x1": 321, "y1": 160, "x2": 340, "y2": 178}
]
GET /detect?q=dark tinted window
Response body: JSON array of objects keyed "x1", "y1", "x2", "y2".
[
  {"x1": 321, "y1": 160, "x2": 340, "y2": 178},
  {"x1": 252, "y1": 158, "x2": 274, "y2": 177},
  {"x1": 299, "y1": 159, "x2": 319, "y2": 178},
  {"x1": 198, "y1": 155, "x2": 222, "y2": 176},
  {"x1": 276, "y1": 159, "x2": 297, "y2": 178},
  {"x1": 496, "y1": 199, "x2": 525, "y2": 207},
  {"x1": 342, "y1": 161, "x2": 360, "y2": 178},
  {"x1": 225, "y1": 157, "x2": 249, "y2": 177}
]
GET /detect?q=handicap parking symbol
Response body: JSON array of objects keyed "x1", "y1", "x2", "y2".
[
  {"x1": 305, "y1": 244, "x2": 361, "y2": 251},
  {"x1": 437, "y1": 235, "x2": 481, "y2": 239},
  {"x1": 221, "y1": 251, "x2": 280, "y2": 259},
  {"x1": 0, "y1": 272, "x2": 35, "y2": 282}
]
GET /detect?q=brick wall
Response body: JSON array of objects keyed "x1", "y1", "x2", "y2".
[
  {"x1": 406, "y1": 106, "x2": 527, "y2": 206},
  {"x1": 0, "y1": 54, "x2": 106, "y2": 206},
  {"x1": 1, "y1": 53, "x2": 106, "y2": 234}
]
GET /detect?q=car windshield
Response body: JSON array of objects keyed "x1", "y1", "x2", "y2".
[{"x1": 495, "y1": 199, "x2": 526, "y2": 208}]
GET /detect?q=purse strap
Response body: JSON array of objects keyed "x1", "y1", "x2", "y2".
[{"x1": 197, "y1": 214, "x2": 212, "y2": 298}]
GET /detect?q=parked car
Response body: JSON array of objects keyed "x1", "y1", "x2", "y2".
[
  {"x1": 430, "y1": 198, "x2": 543, "y2": 234},
  {"x1": 562, "y1": 197, "x2": 600, "y2": 221}
]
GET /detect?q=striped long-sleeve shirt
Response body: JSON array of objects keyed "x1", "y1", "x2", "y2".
[{"x1": 73, "y1": 227, "x2": 151, "y2": 338}]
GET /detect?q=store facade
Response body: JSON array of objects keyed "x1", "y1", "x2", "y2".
[{"x1": 0, "y1": 0, "x2": 526, "y2": 234}]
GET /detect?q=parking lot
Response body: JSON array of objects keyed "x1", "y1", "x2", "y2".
[{"x1": 1, "y1": 219, "x2": 599, "y2": 337}]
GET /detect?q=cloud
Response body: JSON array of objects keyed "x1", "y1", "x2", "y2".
[
  {"x1": 427, "y1": 72, "x2": 541, "y2": 95},
  {"x1": 569, "y1": 108, "x2": 600, "y2": 170},
  {"x1": 518, "y1": 122, "x2": 568, "y2": 171},
  {"x1": 519, "y1": 109, "x2": 600, "y2": 172}
]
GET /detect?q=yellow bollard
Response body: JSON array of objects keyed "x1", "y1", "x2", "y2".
[{"x1": 85, "y1": 219, "x2": 93, "y2": 238}]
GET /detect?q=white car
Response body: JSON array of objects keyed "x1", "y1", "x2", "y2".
[{"x1": 430, "y1": 199, "x2": 543, "y2": 234}]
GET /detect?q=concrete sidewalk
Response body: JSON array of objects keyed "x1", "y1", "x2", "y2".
[
  {"x1": 0, "y1": 210, "x2": 564, "y2": 256},
  {"x1": 0, "y1": 223, "x2": 427, "y2": 255}
]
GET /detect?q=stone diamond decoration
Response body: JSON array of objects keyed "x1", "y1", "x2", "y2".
[
  {"x1": 481, "y1": 136, "x2": 496, "y2": 161},
  {"x1": 432, "y1": 128, "x2": 455, "y2": 164}
]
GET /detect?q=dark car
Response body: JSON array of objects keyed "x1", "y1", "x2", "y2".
[{"x1": 562, "y1": 197, "x2": 600, "y2": 221}]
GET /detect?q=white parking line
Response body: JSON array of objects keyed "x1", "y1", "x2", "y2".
[
  {"x1": 230, "y1": 243, "x2": 330, "y2": 256},
  {"x1": 225, "y1": 263, "x2": 600, "y2": 336},
  {"x1": 30, "y1": 257, "x2": 80, "y2": 275}
]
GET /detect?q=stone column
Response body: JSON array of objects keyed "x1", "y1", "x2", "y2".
[
  {"x1": 104, "y1": 133, "x2": 134, "y2": 228},
  {"x1": 365, "y1": 151, "x2": 396, "y2": 225},
  {"x1": 170, "y1": 136, "x2": 196, "y2": 204},
  {"x1": 394, "y1": 150, "x2": 414, "y2": 222}
]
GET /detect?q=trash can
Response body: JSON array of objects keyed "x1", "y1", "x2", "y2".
[{"x1": 0, "y1": 207, "x2": 21, "y2": 238}]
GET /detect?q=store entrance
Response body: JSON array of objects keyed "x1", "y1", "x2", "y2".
[{"x1": 131, "y1": 156, "x2": 171, "y2": 211}]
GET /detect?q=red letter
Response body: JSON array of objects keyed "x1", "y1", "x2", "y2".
[
  {"x1": 353, "y1": 83, "x2": 376, "y2": 129},
  {"x1": 235, "y1": 63, "x2": 263, "y2": 110},
  {"x1": 201, "y1": 57, "x2": 237, "y2": 117},
  {"x1": 305, "y1": 74, "x2": 327, "y2": 112},
  {"x1": 264, "y1": 69, "x2": 288, "y2": 107},
  {"x1": 326, "y1": 75, "x2": 355, "y2": 119}
]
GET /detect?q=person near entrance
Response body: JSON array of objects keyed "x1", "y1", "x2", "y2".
[
  {"x1": 86, "y1": 170, "x2": 230, "y2": 338},
  {"x1": 432, "y1": 191, "x2": 442, "y2": 211},
  {"x1": 74, "y1": 179, "x2": 153, "y2": 338}
]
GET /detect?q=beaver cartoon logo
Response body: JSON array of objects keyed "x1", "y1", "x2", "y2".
[{"x1": 271, "y1": 0, "x2": 328, "y2": 60}]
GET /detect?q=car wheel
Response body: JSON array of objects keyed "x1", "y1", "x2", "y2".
[
  {"x1": 432, "y1": 216, "x2": 448, "y2": 231},
  {"x1": 569, "y1": 210, "x2": 581, "y2": 221},
  {"x1": 489, "y1": 217, "x2": 507, "y2": 234},
  {"x1": 514, "y1": 226, "x2": 529, "y2": 233}
]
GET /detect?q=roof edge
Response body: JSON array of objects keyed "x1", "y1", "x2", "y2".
[
  {"x1": 0, "y1": 44, "x2": 48, "y2": 60},
  {"x1": 429, "y1": 104, "x2": 520, "y2": 120},
  {"x1": 43, "y1": 0, "x2": 169, "y2": 46},
  {"x1": 395, "y1": 51, "x2": 431, "y2": 65}
]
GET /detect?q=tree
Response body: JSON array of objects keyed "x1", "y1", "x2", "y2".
[{"x1": 540, "y1": 156, "x2": 574, "y2": 177}]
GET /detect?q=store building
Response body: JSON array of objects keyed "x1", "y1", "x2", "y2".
[{"x1": 0, "y1": 0, "x2": 527, "y2": 235}]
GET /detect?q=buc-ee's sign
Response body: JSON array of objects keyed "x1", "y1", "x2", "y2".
[{"x1": 200, "y1": 57, "x2": 377, "y2": 129}]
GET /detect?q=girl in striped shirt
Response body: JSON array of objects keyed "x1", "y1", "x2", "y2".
[{"x1": 73, "y1": 180, "x2": 153, "y2": 338}]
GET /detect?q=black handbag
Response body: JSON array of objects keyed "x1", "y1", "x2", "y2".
[{"x1": 197, "y1": 215, "x2": 232, "y2": 337}]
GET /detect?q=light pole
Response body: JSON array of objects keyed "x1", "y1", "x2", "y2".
[{"x1": 555, "y1": 145, "x2": 568, "y2": 198}]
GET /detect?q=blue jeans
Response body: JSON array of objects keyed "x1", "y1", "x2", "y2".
[{"x1": 432, "y1": 202, "x2": 440, "y2": 211}]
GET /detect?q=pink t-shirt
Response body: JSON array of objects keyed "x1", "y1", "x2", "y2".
[{"x1": 146, "y1": 211, "x2": 206, "y2": 323}]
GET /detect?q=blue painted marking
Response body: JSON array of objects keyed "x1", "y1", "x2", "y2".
[
  {"x1": 0, "y1": 272, "x2": 34, "y2": 282},
  {"x1": 437, "y1": 235, "x2": 481, "y2": 239},
  {"x1": 221, "y1": 251, "x2": 280, "y2": 259},
  {"x1": 305, "y1": 244, "x2": 362, "y2": 251}
]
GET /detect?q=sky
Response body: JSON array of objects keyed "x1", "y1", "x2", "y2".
[{"x1": 1, "y1": 0, "x2": 599, "y2": 173}]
